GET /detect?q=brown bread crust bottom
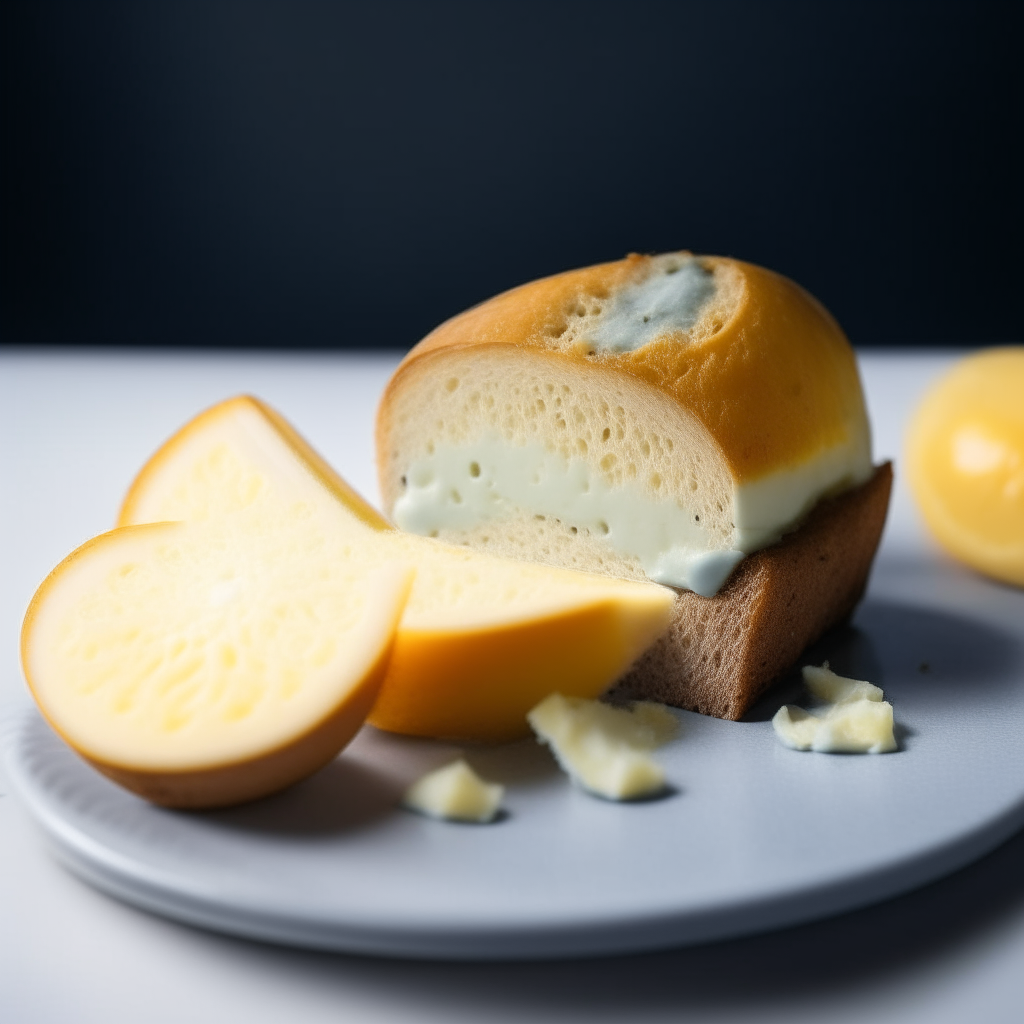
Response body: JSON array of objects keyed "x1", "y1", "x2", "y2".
[{"x1": 617, "y1": 463, "x2": 893, "y2": 720}]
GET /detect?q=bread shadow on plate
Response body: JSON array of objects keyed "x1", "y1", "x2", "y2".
[{"x1": 742, "y1": 597, "x2": 1020, "y2": 723}]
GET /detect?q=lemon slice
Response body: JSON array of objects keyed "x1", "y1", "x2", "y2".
[
  {"x1": 119, "y1": 397, "x2": 675, "y2": 741},
  {"x1": 119, "y1": 395, "x2": 388, "y2": 531},
  {"x1": 22, "y1": 517, "x2": 412, "y2": 807},
  {"x1": 907, "y1": 348, "x2": 1024, "y2": 587}
]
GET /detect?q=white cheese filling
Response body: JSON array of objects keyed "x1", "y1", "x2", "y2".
[{"x1": 393, "y1": 435, "x2": 871, "y2": 596}]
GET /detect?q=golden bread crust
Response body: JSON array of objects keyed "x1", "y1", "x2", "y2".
[
  {"x1": 616, "y1": 462, "x2": 893, "y2": 720},
  {"x1": 388, "y1": 254, "x2": 868, "y2": 482}
]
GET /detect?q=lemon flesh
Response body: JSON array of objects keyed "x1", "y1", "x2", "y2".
[
  {"x1": 22, "y1": 517, "x2": 412, "y2": 805},
  {"x1": 907, "y1": 348, "x2": 1024, "y2": 587}
]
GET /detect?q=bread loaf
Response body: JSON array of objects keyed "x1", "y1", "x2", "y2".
[{"x1": 376, "y1": 253, "x2": 889, "y2": 719}]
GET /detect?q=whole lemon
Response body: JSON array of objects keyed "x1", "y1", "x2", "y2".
[{"x1": 906, "y1": 347, "x2": 1024, "y2": 587}]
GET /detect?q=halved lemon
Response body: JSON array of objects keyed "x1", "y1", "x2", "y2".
[
  {"x1": 906, "y1": 348, "x2": 1024, "y2": 587},
  {"x1": 22, "y1": 516, "x2": 413, "y2": 807}
]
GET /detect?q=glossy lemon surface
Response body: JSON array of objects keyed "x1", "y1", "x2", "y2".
[{"x1": 907, "y1": 348, "x2": 1024, "y2": 587}]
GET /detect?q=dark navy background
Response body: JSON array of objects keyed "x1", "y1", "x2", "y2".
[{"x1": 2, "y1": 1, "x2": 1021, "y2": 350}]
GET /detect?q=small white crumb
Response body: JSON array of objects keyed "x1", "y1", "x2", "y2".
[
  {"x1": 802, "y1": 662, "x2": 885, "y2": 704},
  {"x1": 402, "y1": 759, "x2": 504, "y2": 823},
  {"x1": 774, "y1": 663, "x2": 896, "y2": 754},
  {"x1": 527, "y1": 693, "x2": 678, "y2": 800}
]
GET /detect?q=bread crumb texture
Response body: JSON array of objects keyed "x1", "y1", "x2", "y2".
[
  {"x1": 615, "y1": 465, "x2": 892, "y2": 720},
  {"x1": 383, "y1": 349, "x2": 733, "y2": 580}
]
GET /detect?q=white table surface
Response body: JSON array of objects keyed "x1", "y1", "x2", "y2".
[{"x1": 2, "y1": 348, "x2": 1023, "y2": 1023}]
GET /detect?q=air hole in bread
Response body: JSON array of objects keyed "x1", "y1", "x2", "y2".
[
  {"x1": 602, "y1": 427, "x2": 611, "y2": 442},
  {"x1": 469, "y1": 462, "x2": 480, "y2": 478},
  {"x1": 445, "y1": 378, "x2": 459, "y2": 392}
]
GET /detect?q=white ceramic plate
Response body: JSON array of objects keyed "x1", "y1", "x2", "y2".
[
  {"x1": 7, "y1": 546, "x2": 1024, "y2": 960},
  {"x1": 4, "y1": 352, "x2": 1023, "y2": 960}
]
